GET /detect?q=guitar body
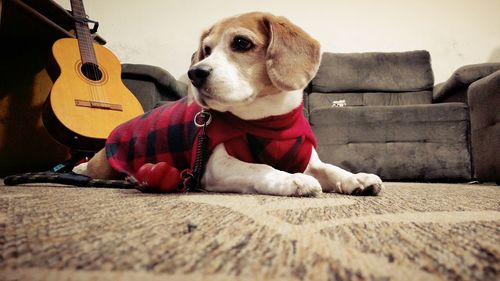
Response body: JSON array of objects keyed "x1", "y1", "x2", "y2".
[{"x1": 44, "y1": 38, "x2": 144, "y2": 151}]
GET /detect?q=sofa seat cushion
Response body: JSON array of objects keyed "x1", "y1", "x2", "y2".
[
  {"x1": 311, "y1": 51, "x2": 434, "y2": 93},
  {"x1": 308, "y1": 91, "x2": 432, "y2": 110},
  {"x1": 309, "y1": 103, "x2": 471, "y2": 181}
]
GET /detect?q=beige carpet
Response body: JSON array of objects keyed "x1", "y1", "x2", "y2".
[{"x1": 0, "y1": 181, "x2": 499, "y2": 281}]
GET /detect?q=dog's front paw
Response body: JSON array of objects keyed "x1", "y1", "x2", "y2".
[
  {"x1": 267, "y1": 173, "x2": 322, "y2": 197},
  {"x1": 290, "y1": 173, "x2": 323, "y2": 197},
  {"x1": 338, "y1": 173, "x2": 383, "y2": 196}
]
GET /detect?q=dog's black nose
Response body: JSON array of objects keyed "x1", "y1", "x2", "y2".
[{"x1": 188, "y1": 64, "x2": 212, "y2": 88}]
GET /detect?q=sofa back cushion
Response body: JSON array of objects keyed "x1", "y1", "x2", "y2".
[{"x1": 311, "y1": 50, "x2": 434, "y2": 93}]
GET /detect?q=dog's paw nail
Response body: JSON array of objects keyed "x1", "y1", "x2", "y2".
[
  {"x1": 363, "y1": 183, "x2": 382, "y2": 196},
  {"x1": 350, "y1": 183, "x2": 383, "y2": 196},
  {"x1": 350, "y1": 187, "x2": 362, "y2": 196}
]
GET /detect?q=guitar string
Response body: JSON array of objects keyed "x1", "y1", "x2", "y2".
[
  {"x1": 87, "y1": 28, "x2": 100, "y2": 104},
  {"x1": 87, "y1": 29, "x2": 99, "y2": 104},
  {"x1": 74, "y1": 0, "x2": 105, "y2": 106},
  {"x1": 72, "y1": 1, "x2": 95, "y2": 105},
  {"x1": 84, "y1": 34, "x2": 97, "y2": 104},
  {"x1": 89, "y1": 24, "x2": 108, "y2": 106},
  {"x1": 87, "y1": 22, "x2": 103, "y2": 104},
  {"x1": 84, "y1": 0, "x2": 107, "y2": 106},
  {"x1": 82, "y1": 3, "x2": 101, "y2": 105}
]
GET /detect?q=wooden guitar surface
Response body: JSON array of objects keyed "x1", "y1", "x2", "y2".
[{"x1": 44, "y1": 38, "x2": 144, "y2": 150}]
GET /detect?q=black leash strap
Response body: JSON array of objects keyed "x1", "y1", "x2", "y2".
[
  {"x1": 4, "y1": 172, "x2": 134, "y2": 188},
  {"x1": 182, "y1": 109, "x2": 212, "y2": 192}
]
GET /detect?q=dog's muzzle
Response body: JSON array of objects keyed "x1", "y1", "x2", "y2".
[{"x1": 188, "y1": 64, "x2": 212, "y2": 88}]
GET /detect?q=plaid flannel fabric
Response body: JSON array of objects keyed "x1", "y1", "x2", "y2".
[
  {"x1": 106, "y1": 97, "x2": 317, "y2": 178},
  {"x1": 106, "y1": 98, "x2": 199, "y2": 175}
]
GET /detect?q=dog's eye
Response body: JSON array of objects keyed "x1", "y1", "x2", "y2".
[
  {"x1": 203, "y1": 46, "x2": 212, "y2": 56},
  {"x1": 232, "y1": 36, "x2": 254, "y2": 52}
]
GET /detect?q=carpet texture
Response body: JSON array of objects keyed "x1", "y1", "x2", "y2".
[{"x1": 0, "y1": 181, "x2": 499, "y2": 280}]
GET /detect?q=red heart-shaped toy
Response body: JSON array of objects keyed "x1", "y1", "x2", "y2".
[{"x1": 134, "y1": 162, "x2": 182, "y2": 193}]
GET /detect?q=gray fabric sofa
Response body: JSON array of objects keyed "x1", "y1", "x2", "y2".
[
  {"x1": 307, "y1": 51, "x2": 500, "y2": 182},
  {"x1": 120, "y1": 55, "x2": 499, "y2": 183}
]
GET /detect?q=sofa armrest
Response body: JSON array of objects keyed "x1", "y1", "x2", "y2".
[
  {"x1": 121, "y1": 64, "x2": 188, "y2": 111},
  {"x1": 467, "y1": 70, "x2": 500, "y2": 182},
  {"x1": 433, "y1": 63, "x2": 500, "y2": 103}
]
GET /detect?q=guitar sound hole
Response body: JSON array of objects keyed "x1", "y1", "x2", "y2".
[{"x1": 81, "y1": 62, "x2": 103, "y2": 81}]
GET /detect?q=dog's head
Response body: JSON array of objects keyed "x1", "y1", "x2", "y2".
[{"x1": 188, "y1": 12, "x2": 321, "y2": 114}]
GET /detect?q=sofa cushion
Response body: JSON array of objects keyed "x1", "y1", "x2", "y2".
[
  {"x1": 308, "y1": 91, "x2": 432, "y2": 111},
  {"x1": 311, "y1": 51, "x2": 434, "y2": 93},
  {"x1": 309, "y1": 103, "x2": 471, "y2": 181}
]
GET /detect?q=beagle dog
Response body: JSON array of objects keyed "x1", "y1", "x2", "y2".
[{"x1": 74, "y1": 12, "x2": 383, "y2": 196}]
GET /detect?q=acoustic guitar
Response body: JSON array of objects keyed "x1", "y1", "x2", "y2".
[{"x1": 43, "y1": 0, "x2": 144, "y2": 151}]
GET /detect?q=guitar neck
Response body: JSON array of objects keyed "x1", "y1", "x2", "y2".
[{"x1": 70, "y1": 0, "x2": 98, "y2": 65}]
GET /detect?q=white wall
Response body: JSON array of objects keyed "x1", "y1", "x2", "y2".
[{"x1": 54, "y1": 0, "x2": 500, "y2": 83}]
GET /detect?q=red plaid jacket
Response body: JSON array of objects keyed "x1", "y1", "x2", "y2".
[{"x1": 106, "y1": 97, "x2": 317, "y2": 177}]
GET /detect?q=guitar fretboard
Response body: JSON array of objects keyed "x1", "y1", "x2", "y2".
[{"x1": 70, "y1": 0, "x2": 98, "y2": 65}]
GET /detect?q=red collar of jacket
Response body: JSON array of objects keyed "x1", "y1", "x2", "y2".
[{"x1": 206, "y1": 103, "x2": 317, "y2": 173}]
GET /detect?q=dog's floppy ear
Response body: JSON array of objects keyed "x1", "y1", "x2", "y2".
[
  {"x1": 193, "y1": 28, "x2": 213, "y2": 65},
  {"x1": 263, "y1": 15, "x2": 321, "y2": 91}
]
